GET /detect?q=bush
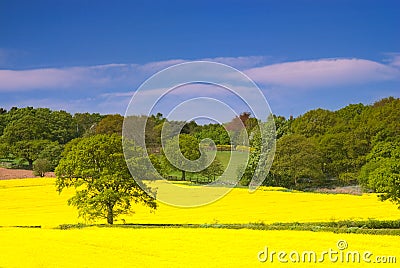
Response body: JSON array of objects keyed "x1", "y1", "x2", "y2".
[{"x1": 33, "y1": 158, "x2": 52, "y2": 177}]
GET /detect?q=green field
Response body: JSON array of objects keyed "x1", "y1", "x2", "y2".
[{"x1": 158, "y1": 151, "x2": 248, "y2": 183}]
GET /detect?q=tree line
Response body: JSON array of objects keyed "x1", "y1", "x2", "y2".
[
  {"x1": 268, "y1": 97, "x2": 399, "y2": 193},
  {"x1": 1, "y1": 96, "x2": 399, "y2": 223},
  {"x1": 0, "y1": 97, "x2": 399, "y2": 195}
]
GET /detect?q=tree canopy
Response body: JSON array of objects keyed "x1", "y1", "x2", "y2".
[
  {"x1": 271, "y1": 134, "x2": 323, "y2": 186},
  {"x1": 55, "y1": 134, "x2": 157, "y2": 224},
  {"x1": 359, "y1": 140, "x2": 400, "y2": 207},
  {"x1": 162, "y1": 134, "x2": 205, "y2": 180},
  {"x1": 0, "y1": 96, "x2": 399, "y2": 208}
]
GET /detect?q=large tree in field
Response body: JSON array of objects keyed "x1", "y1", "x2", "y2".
[{"x1": 55, "y1": 134, "x2": 157, "y2": 224}]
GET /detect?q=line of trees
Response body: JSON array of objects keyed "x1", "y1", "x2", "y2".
[
  {"x1": 1, "y1": 97, "x2": 398, "y2": 187},
  {"x1": 239, "y1": 97, "x2": 400, "y2": 199},
  {"x1": 0, "y1": 96, "x2": 399, "y2": 220},
  {"x1": 0, "y1": 107, "x2": 106, "y2": 174}
]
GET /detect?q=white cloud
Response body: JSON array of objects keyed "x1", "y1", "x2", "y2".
[
  {"x1": 1, "y1": 56, "x2": 399, "y2": 93},
  {"x1": 0, "y1": 67, "x2": 87, "y2": 90},
  {"x1": 245, "y1": 58, "x2": 400, "y2": 88},
  {"x1": 0, "y1": 64, "x2": 140, "y2": 91},
  {"x1": 0, "y1": 56, "x2": 266, "y2": 92}
]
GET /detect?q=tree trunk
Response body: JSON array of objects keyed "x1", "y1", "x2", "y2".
[
  {"x1": 28, "y1": 159, "x2": 34, "y2": 170},
  {"x1": 107, "y1": 204, "x2": 114, "y2": 224},
  {"x1": 182, "y1": 170, "x2": 186, "y2": 181}
]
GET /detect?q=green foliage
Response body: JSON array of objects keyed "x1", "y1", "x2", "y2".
[
  {"x1": 144, "y1": 114, "x2": 165, "y2": 149},
  {"x1": 33, "y1": 158, "x2": 52, "y2": 177},
  {"x1": 180, "y1": 120, "x2": 200, "y2": 135},
  {"x1": 148, "y1": 154, "x2": 163, "y2": 175},
  {"x1": 0, "y1": 108, "x2": 105, "y2": 171},
  {"x1": 49, "y1": 110, "x2": 76, "y2": 144},
  {"x1": 73, "y1": 112, "x2": 103, "y2": 137},
  {"x1": 2, "y1": 115, "x2": 47, "y2": 143},
  {"x1": 318, "y1": 132, "x2": 368, "y2": 182},
  {"x1": 55, "y1": 220, "x2": 400, "y2": 235},
  {"x1": 274, "y1": 115, "x2": 293, "y2": 139},
  {"x1": 13, "y1": 139, "x2": 54, "y2": 168},
  {"x1": 37, "y1": 141, "x2": 63, "y2": 170},
  {"x1": 359, "y1": 140, "x2": 400, "y2": 207},
  {"x1": 238, "y1": 118, "x2": 275, "y2": 187},
  {"x1": 291, "y1": 108, "x2": 337, "y2": 138},
  {"x1": 1, "y1": 97, "x2": 399, "y2": 194},
  {"x1": 271, "y1": 134, "x2": 323, "y2": 186},
  {"x1": 178, "y1": 134, "x2": 201, "y2": 160},
  {"x1": 0, "y1": 111, "x2": 8, "y2": 136},
  {"x1": 195, "y1": 124, "x2": 230, "y2": 145},
  {"x1": 0, "y1": 142, "x2": 10, "y2": 159},
  {"x1": 95, "y1": 114, "x2": 124, "y2": 135},
  {"x1": 201, "y1": 157, "x2": 224, "y2": 180},
  {"x1": 55, "y1": 134, "x2": 157, "y2": 224},
  {"x1": 1, "y1": 107, "x2": 76, "y2": 144},
  {"x1": 163, "y1": 134, "x2": 205, "y2": 180}
]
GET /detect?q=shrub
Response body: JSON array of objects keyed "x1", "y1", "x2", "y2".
[{"x1": 33, "y1": 158, "x2": 52, "y2": 177}]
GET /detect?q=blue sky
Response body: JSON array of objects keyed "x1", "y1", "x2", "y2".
[{"x1": 0, "y1": 0, "x2": 399, "y2": 118}]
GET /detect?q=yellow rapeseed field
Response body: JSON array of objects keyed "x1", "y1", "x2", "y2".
[
  {"x1": 0, "y1": 178, "x2": 399, "y2": 226},
  {"x1": 0, "y1": 178, "x2": 399, "y2": 267},
  {"x1": 0, "y1": 227, "x2": 399, "y2": 267}
]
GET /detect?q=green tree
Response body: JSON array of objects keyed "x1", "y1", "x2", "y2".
[
  {"x1": 13, "y1": 139, "x2": 53, "y2": 168},
  {"x1": 1, "y1": 115, "x2": 47, "y2": 144},
  {"x1": 271, "y1": 134, "x2": 323, "y2": 186},
  {"x1": 318, "y1": 132, "x2": 368, "y2": 182},
  {"x1": 148, "y1": 154, "x2": 164, "y2": 176},
  {"x1": 55, "y1": 134, "x2": 157, "y2": 224},
  {"x1": 201, "y1": 157, "x2": 224, "y2": 181},
  {"x1": 38, "y1": 141, "x2": 63, "y2": 170},
  {"x1": 144, "y1": 115, "x2": 164, "y2": 150},
  {"x1": 2, "y1": 107, "x2": 75, "y2": 144},
  {"x1": 0, "y1": 142, "x2": 10, "y2": 159},
  {"x1": 0, "y1": 111, "x2": 8, "y2": 137},
  {"x1": 49, "y1": 110, "x2": 75, "y2": 144},
  {"x1": 180, "y1": 120, "x2": 200, "y2": 135},
  {"x1": 291, "y1": 108, "x2": 336, "y2": 138},
  {"x1": 95, "y1": 114, "x2": 124, "y2": 135},
  {"x1": 359, "y1": 140, "x2": 400, "y2": 207},
  {"x1": 274, "y1": 115, "x2": 292, "y2": 139},
  {"x1": 195, "y1": 124, "x2": 230, "y2": 145},
  {"x1": 33, "y1": 158, "x2": 52, "y2": 177},
  {"x1": 73, "y1": 112, "x2": 103, "y2": 137},
  {"x1": 238, "y1": 118, "x2": 275, "y2": 187},
  {"x1": 163, "y1": 134, "x2": 203, "y2": 180}
]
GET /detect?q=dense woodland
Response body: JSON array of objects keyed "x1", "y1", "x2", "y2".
[{"x1": 0, "y1": 97, "x2": 399, "y2": 195}]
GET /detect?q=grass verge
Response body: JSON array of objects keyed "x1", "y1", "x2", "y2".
[{"x1": 56, "y1": 219, "x2": 400, "y2": 235}]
